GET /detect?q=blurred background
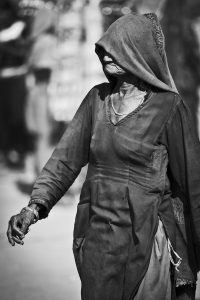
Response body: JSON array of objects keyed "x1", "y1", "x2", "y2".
[{"x1": 0, "y1": 0, "x2": 200, "y2": 299}]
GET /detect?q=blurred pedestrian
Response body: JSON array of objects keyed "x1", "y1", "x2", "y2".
[
  {"x1": 7, "y1": 13, "x2": 200, "y2": 300},
  {"x1": 0, "y1": 0, "x2": 33, "y2": 168},
  {"x1": 18, "y1": 6, "x2": 58, "y2": 190}
]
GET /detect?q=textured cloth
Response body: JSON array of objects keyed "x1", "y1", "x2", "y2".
[{"x1": 29, "y1": 13, "x2": 200, "y2": 300}]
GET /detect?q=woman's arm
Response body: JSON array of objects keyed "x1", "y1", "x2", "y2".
[
  {"x1": 7, "y1": 87, "x2": 95, "y2": 246},
  {"x1": 160, "y1": 95, "x2": 200, "y2": 268},
  {"x1": 29, "y1": 88, "x2": 94, "y2": 218}
]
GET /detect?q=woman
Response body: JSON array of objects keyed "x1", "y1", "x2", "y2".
[{"x1": 7, "y1": 13, "x2": 200, "y2": 300}]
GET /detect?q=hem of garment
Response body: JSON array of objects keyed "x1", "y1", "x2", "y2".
[{"x1": 29, "y1": 198, "x2": 50, "y2": 219}]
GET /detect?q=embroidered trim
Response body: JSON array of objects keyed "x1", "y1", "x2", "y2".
[
  {"x1": 176, "y1": 278, "x2": 196, "y2": 287},
  {"x1": 144, "y1": 13, "x2": 165, "y2": 60}
]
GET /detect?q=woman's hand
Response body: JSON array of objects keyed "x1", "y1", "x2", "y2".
[{"x1": 7, "y1": 206, "x2": 39, "y2": 246}]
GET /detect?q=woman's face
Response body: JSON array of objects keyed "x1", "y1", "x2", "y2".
[{"x1": 102, "y1": 53, "x2": 126, "y2": 76}]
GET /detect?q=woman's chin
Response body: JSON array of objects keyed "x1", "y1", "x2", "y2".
[{"x1": 103, "y1": 65, "x2": 125, "y2": 76}]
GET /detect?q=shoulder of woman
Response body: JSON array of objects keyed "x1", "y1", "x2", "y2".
[
  {"x1": 86, "y1": 82, "x2": 111, "y2": 106},
  {"x1": 163, "y1": 92, "x2": 195, "y2": 130},
  {"x1": 92, "y1": 82, "x2": 111, "y2": 96},
  {"x1": 83, "y1": 82, "x2": 111, "y2": 110},
  {"x1": 152, "y1": 90, "x2": 184, "y2": 115}
]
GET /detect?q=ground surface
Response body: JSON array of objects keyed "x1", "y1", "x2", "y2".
[{"x1": 0, "y1": 165, "x2": 80, "y2": 300}]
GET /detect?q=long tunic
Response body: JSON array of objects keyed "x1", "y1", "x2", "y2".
[{"x1": 29, "y1": 83, "x2": 200, "y2": 300}]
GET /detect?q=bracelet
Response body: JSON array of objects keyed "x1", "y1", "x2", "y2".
[{"x1": 20, "y1": 206, "x2": 39, "y2": 223}]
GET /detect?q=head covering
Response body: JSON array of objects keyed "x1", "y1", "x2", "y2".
[{"x1": 95, "y1": 13, "x2": 178, "y2": 93}]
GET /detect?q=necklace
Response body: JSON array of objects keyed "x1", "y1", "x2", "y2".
[{"x1": 111, "y1": 92, "x2": 147, "y2": 116}]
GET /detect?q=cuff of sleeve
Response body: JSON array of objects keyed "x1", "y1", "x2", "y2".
[{"x1": 28, "y1": 198, "x2": 51, "y2": 219}]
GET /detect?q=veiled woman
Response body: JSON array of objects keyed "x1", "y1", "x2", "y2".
[{"x1": 7, "y1": 13, "x2": 200, "y2": 300}]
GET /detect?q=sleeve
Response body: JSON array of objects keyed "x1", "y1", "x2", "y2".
[
  {"x1": 28, "y1": 88, "x2": 94, "y2": 218},
  {"x1": 160, "y1": 95, "x2": 200, "y2": 266}
]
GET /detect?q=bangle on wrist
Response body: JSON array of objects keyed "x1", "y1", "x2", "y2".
[{"x1": 20, "y1": 206, "x2": 39, "y2": 223}]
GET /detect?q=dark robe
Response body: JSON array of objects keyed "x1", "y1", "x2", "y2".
[{"x1": 29, "y1": 13, "x2": 200, "y2": 300}]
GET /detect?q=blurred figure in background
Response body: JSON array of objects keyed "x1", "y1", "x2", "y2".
[
  {"x1": 22, "y1": 7, "x2": 58, "y2": 190},
  {"x1": 99, "y1": 0, "x2": 136, "y2": 31},
  {"x1": 0, "y1": 0, "x2": 33, "y2": 168}
]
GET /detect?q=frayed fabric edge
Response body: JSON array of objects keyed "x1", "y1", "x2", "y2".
[{"x1": 167, "y1": 238, "x2": 182, "y2": 272}]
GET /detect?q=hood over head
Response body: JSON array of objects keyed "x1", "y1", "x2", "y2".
[{"x1": 95, "y1": 13, "x2": 178, "y2": 93}]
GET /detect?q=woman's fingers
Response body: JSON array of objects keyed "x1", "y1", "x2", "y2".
[
  {"x1": 12, "y1": 217, "x2": 25, "y2": 239},
  {"x1": 7, "y1": 223, "x2": 15, "y2": 246},
  {"x1": 7, "y1": 216, "x2": 25, "y2": 246},
  {"x1": 12, "y1": 236, "x2": 24, "y2": 245}
]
